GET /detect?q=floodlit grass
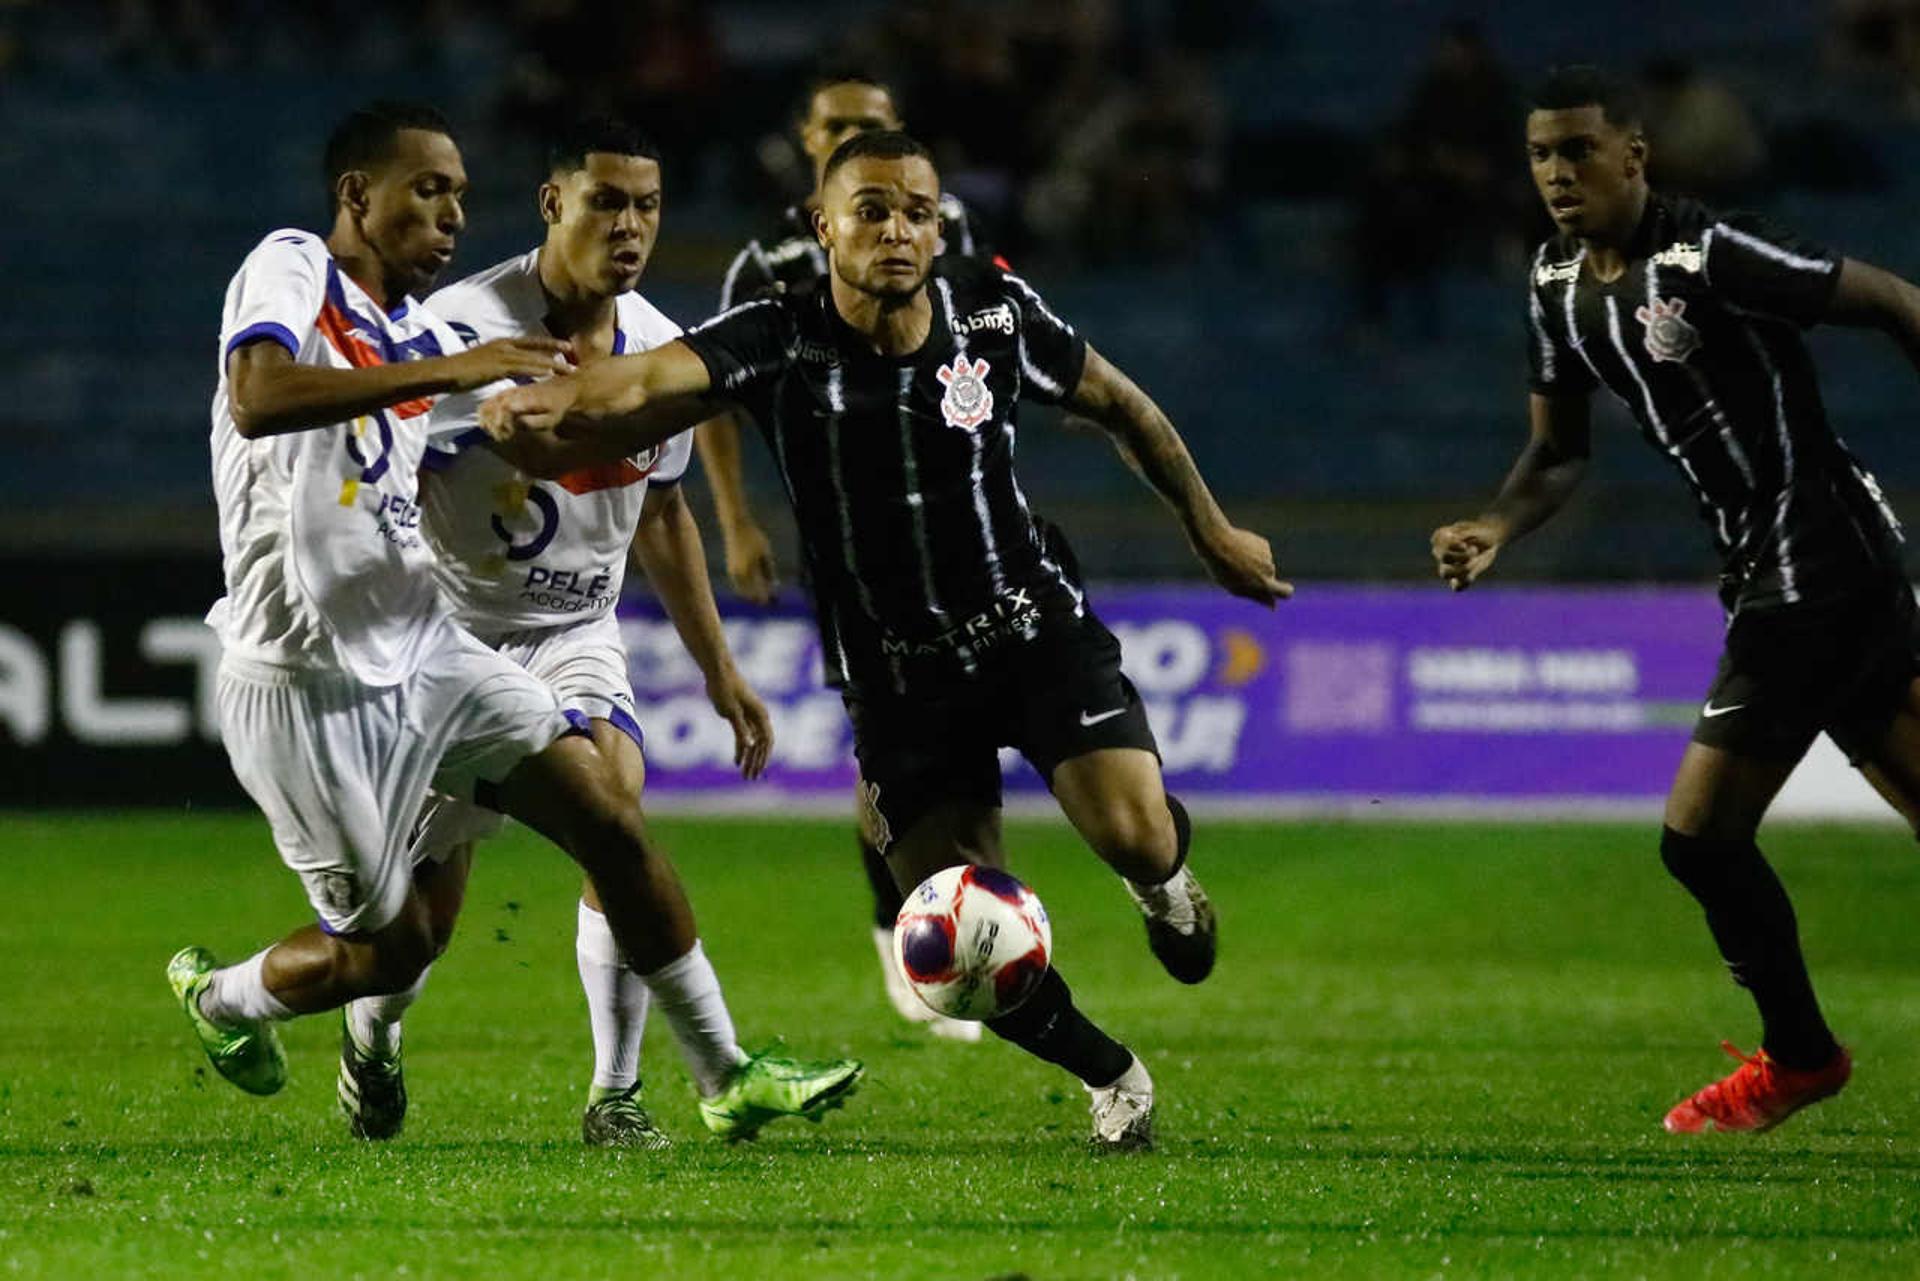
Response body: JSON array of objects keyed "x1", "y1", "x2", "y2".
[{"x1": 4, "y1": 812, "x2": 1918, "y2": 1278}]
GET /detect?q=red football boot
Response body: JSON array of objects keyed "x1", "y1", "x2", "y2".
[{"x1": 1663, "y1": 1041, "x2": 1852, "y2": 1134}]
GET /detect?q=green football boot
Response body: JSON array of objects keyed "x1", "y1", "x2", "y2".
[
  {"x1": 165, "y1": 946, "x2": 288, "y2": 1097},
  {"x1": 582, "y1": 1082, "x2": 673, "y2": 1150},
  {"x1": 696, "y1": 1051, "x2": 864, "y2": 1141}
]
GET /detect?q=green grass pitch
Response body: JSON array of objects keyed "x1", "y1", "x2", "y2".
[{"x1": 4, "y1": 811, "x2": 1920, "y2": 1279}]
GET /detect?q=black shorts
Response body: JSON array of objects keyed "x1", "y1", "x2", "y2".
[
  {"x1": 843, "y1": 611, "x2": 1159, "y2": 848},
  {"x1": 1691, "y1": 580, "x2": 1920, "y2": 764}
]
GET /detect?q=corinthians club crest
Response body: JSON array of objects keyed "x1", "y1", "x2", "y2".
[
  {"x1": 935, "y1": 354, "x2": 994, "y2": 429},
  {"x1": 1634, "y1": 295, "x2": 1702, "y2": 364}
]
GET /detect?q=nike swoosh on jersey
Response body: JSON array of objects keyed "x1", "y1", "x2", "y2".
[
  {"x1": 1079, "y1": 707, "x2": 1127, "y2": 727},
  {"x1": 1701, "y1": 702, "x2": 1748, "y2": 718}
]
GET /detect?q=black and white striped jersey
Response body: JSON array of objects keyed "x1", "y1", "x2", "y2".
[
  {"x1": 1527, "y1": 192, "x2": 1903, "y2": 611},
  {"x1": 680, "y1": 256, "x2": 1087, "y2": 693},
  {"x1": 718, "y1": 194, "x2": 980, "y2": 311}
]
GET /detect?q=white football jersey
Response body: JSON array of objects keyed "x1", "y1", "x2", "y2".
[
  {"x1": 208, "y1": 229, "x2": 467, "y2": 686},
  {"x1": 422, "y1": 249, "x2": 693, "y2": 632}
]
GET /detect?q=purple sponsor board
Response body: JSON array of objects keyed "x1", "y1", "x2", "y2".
[{"x1": 618, "y1": 584, "x2": 1725, "y2": 801}]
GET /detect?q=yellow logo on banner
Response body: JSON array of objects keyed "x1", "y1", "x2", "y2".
[{"x1": 1218, "y1": 628, "x2": 1265, "y2": 687}]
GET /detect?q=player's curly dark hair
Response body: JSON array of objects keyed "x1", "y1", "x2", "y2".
[
  {"x1": 820, "y1": 130, "x2": 933, "y2": 187},
  {"x1": 1530, "y1": 65, "x2": 1645, "y2": 130},
  {"x1": 323, "y1": 100, "x2": 455, "y2": 211}
]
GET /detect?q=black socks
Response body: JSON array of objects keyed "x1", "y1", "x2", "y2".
[
  {"x1": 984, "y1": 967, "x2": 1133, "y2": 1087},
  {"x1": 862, "y1": 837, "x2": 904, "y2": 928},
  {"x1": 1659, "y1": 826, "x2": 1839, "y2": 1070}
]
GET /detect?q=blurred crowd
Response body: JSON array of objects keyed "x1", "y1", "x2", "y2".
[
  {"x1": 835, "y1": 1, "x2": 1249, "y2": 263},
  {"x1": 492, "y1": 0, "x2": 1255, "y2": 265},
  {"x1": 43, "y1": 0, "x2": 1250, "y2": 266},
  {"x1": 1341, "y1": 13, "x2": 1905, "y2": 339},
  {"x1": 4, "y1": 0, "x2": 1909, "y2": 283},
  {"x1": 1831, "y1": 0, "x2": 1920, "y2": 115}
]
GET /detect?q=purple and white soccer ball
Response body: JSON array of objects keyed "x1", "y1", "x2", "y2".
[{"x1": 893, "y1": 864, "x2": 1053, "y2": 1021}]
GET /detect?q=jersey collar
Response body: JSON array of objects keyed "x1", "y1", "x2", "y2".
[
  {"x1": 818, "y1": 283, "x2": 946, "y2": 366},
  {"x1": 523, "y1": 245, "x2": 628, "y2": 354}
]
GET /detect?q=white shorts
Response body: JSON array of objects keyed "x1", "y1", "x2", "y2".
[
  {"x1": 216, "y1": 620, "x2": 579, "y2": 935},
  {"x1": 488, "y1": 612, "x2": 642, "y2": 738},
  {"x1": 410, "y1": 612, "x2": 642, "y2": 864}
]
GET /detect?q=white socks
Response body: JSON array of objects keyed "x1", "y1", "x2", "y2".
[
  {"x1": 198, "y1": 949, "x2": 293, "y2": 1025},
  {"x1": 345, "y1": 967, "x2": 431, "y2": 1057},
  {"x1": 199, "y1": 916, "x2": 742, "y2": 1104},
  {"x1": 578, "y1": 907, "x2": 748, "y2": 1099},
  {"x1": 576, "y1": 902, "x2": 651, "y2": 1092},
  {"x1": 1093, "y1": 1053, "x2": 1153, "y2": 1096},
  {"x1": 641, "y1": 939, "x2": 747, "y2": 1097},
  {"x1": 874, "y1": 924, "x2": 926, "y2": 1021}
]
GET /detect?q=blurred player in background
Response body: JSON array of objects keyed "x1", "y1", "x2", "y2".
[
  {"x1": 340, "y1": 115, "x2": 857, "y2": 1149},
  {"x1": 1432, "y1": 66, "x2": 1920, "y2": 1133},
  {"x1": 480, "y1": 131, "x2": 1287, "y2": 1150}
]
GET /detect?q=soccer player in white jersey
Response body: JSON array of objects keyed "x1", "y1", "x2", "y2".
[
  {"x1": 348, "y1": 116, "x2": 848, "y2": 1149},
  {"x1": 170, "y1": 102, "x2": 862, "y2": 1143}
]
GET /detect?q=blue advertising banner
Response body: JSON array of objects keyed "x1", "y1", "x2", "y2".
[
  {"x1": 619, "y1": 584, "x2": 1728, "y2": 804},
  {"x1": 10, "y1": 561, "x2": 1882, "y2": 814}
]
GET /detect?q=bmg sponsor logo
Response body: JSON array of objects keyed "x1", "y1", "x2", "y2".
[{"x1": 957, "y1": 304, "x2": 1015, "y2": 336}]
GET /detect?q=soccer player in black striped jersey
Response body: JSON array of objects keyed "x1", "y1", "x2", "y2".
[
  {"x1": 695, "y1": 73, "x2": 995, "y2": 1042},
  {"x1": 481, "y1": 130, "x2": 1288, "y2": 1150},
  {"x1": 1432, "y1": 66, "x2": 1920, "y2": 1134}
]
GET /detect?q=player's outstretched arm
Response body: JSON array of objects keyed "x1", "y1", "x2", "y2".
[
  {"x1": 1067, "y1": 345, "x2": 1291, "y2": 606},
  {"x1": 225, "y1": 337, "x2": 570, "y2": 439},
  {"x1": 628, "y1": 483, "x2": 774, "y2": 779},
  {"x1": 694, "y1": 412, "x2": 779, "y2": 603},
  {"x1": 1431, "y1": 392, "x2": 1591, "y2": 592},
  {"x1": 479, "y1": 340, "x2": 720, "y2": 477},
  {"x1": 1825, "y1": 258, "x2": 1920, "y2": 371}
]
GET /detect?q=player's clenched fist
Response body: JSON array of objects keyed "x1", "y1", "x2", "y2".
[
  {"x1": 480, "y1": 375, "x2": 580, "y2": 439},
  {"x1": 447, "y1": 336, "x2": 572, "y2": 389},
  {"x1": 1196, "y1": 523, "x2": 1293, "y2": 607},
  {"x1": 1430, "y1": 519, "x2": 1506, "y2": 591}
]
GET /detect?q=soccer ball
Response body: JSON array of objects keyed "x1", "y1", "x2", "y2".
[{"x1": 893, "y1": 865, "x2": 1053, "y2": 1021}]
